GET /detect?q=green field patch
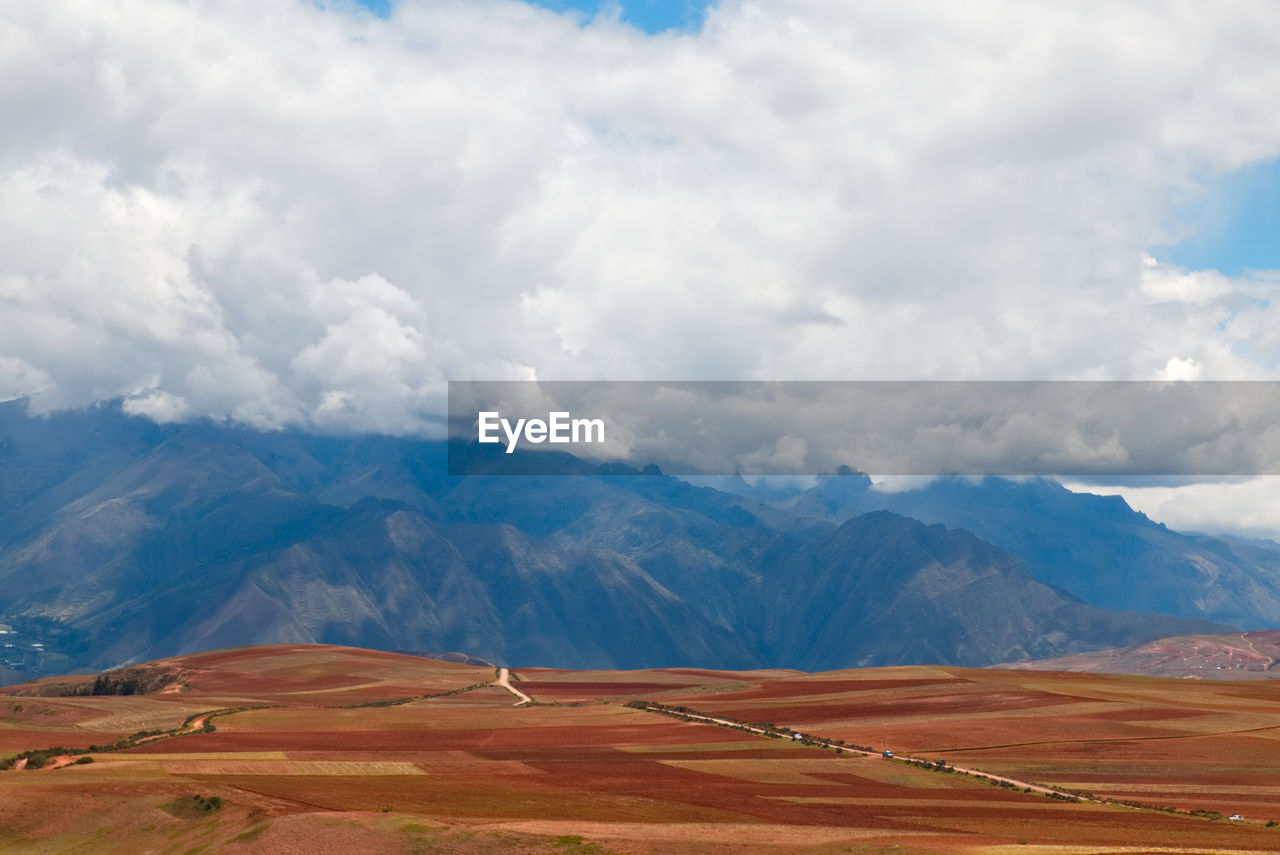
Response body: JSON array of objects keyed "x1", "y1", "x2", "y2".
[
  {"x1": 660, "y1": 757, "x2": 863, "y2": 786},
  {"x1": 843, "y1": 760, "x2": 986, "y2": 789}
]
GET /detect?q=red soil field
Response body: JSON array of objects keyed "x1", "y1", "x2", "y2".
[
  {"x1": 2, "y1": 645, "x2": 1279, "y2": 853},
  {"x1": 657, "y1": 665, "x2": 1280, "y2": 823}
]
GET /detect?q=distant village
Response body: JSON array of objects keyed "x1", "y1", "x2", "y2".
[{"x1": 0, "y1": 622, "x2": 68, "y2": 683}]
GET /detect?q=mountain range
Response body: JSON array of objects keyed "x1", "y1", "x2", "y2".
[{"x1": 3, "y1": 400, "x2": 1274, "y2": 683}]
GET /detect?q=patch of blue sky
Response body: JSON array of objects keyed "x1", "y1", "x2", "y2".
[
  {"x1": 1158, "y1": 157, "x2": 1280, "y2": 276},
  {"x1": 353, "y1": 0, "x2": 712, "y2": 33},
  {"x1": 354, "y1": 0, "x2": 392, "y2": 17},
  {"x1": 530, "y1": 0, "x2": 711, "y2": 33}
]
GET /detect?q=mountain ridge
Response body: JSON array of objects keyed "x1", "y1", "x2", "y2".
[{"x1": 0, "y1": 402, "x2": 1240, "y2": 683}]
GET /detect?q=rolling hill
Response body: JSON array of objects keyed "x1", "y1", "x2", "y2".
[{"x1": 994, "y1": 629, "x2": 1280, "y2": 679}]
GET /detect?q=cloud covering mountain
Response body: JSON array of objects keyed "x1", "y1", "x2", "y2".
[
  {"x1": 0, "y1": 404, "x2": 1231, "y2": 680},
  {"x1": 3, "y1": 0, "x2": 1280, "y2": 438}
]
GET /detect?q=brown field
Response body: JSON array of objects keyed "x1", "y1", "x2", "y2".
[
  {"x1": 654, "y1": 665, "x2": 1280, "y2": 824},
  {"x1": 2, "y1": 646, "x2": 1279, "y2": 853}
]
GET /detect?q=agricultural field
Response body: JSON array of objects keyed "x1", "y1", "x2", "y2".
[
  {"x1": 649, "y1": 666, "x2": 1280, "y2": 827},
  {"x1": 1, "y1": 645, "x2": 1278, "y2": 853}
]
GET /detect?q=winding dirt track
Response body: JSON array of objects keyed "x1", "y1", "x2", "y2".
[
  {"x1": 496, "y1": 667, "x2": 532, "y2": 706},
  {"x1": 1240, "y1": 632, "x2": 1279, "y2": 672},
  {"x1": 130, "y1": 713, "x2": 210, "y2": 747}
]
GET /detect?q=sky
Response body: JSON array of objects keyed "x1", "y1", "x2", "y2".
[
  {"x1": 1159, "y1": 157, "x2": 1280, "y2": 275},
  {"x1": 358, "y1": 0, "x2": 712, "y2": 34},
  {"x1": 2, "y1": 0, "x2": 1280, "y2": 534}
]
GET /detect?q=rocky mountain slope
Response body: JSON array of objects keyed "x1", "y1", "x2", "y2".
[{"x1": 0, "y1": 402, "x2": 1233, "y2": 681}]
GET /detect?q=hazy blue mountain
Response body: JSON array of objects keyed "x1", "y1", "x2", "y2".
[
  {"x1": 0, "y1": 402, "x2": 1231, "y2": 683},
  {"x1": 776, "y1": 475, "x2": 1280, "y2": 629},
  {"x1": 759, "y1": 511, "x2": 1220, "y2": 670}
]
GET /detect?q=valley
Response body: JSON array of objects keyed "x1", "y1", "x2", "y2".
[{"x1": 3, "y1": 644, "x2": 1279, "y2": 853}]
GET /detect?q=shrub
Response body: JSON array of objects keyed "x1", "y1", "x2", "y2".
[{"x1": 161, "y1": 795, "x2": 223, "y2": 819}]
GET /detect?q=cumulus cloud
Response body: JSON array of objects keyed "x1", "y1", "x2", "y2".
[
  {"x1": 2, "y1": 0, "x2": 1280, "y2": 436},
  {"x1": 1066, "y1": 477, "x2": 1280, "y2": 543}
]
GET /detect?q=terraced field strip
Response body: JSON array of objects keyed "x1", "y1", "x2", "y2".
[
  {"x1": 927, "y1": 720, "x2": 1280, "y2": 754},
  {"x1": 161, "y1": 759, "x2": 427, "y2": 775}
]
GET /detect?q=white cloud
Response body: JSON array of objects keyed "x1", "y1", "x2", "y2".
[
  {"x1": 1140, "y1": 256, "x2": 1234, "y2": 305},
  {"x1": 122, "y1": 388, "x2": 190, "y2": 423},
  {"x1": 1066, "y1": 477, "x2": 1280, "y2": 542},
  {"x1": 2, "y1": 0, "x2": 1280, "y2": 434}
]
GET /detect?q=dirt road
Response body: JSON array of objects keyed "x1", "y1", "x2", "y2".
[
  {"x1": 1240, "y1": 632, "x2": 1278, "y2": 672},
  {"x1": 496, "y1": 667, "x2": 532, "y2": 706},
  {"x1": 632, "y1": 703, "x2": 1084, "y2": 802}
]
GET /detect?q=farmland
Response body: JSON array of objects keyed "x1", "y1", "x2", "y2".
[{"x1": 2, "y1": 645, "x2": 1279, "y2": 853}]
